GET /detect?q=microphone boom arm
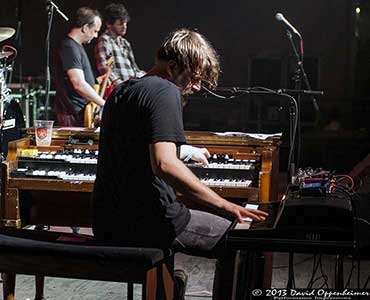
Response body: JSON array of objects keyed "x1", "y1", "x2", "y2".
[{"x1": 47, "y1": 0, "x2": 69, "y2": 21}]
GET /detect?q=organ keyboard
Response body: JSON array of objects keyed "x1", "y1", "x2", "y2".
[
  {"x1": 186, "y1": 154, "x2": 259, "y2": 188},
  {"x1": 185, "y1": 131, "x2": 280, "y2": 202},
  {"x1": 12, "y1": 149, "x2": 98, "y2": 181},
  {"x1": 0, "y1": 128, "x2": 280, "y2": 228}
]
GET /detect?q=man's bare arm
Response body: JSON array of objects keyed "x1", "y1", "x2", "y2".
[
  {"x1": 67, "y1": 68, "x2": 105, "y2": 106},
  {"x1": 149, "y1": 142, "x2": 268, "y2": 223}
]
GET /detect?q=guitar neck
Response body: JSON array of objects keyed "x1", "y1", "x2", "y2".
[
  {"x1": 99, "y1": 57, "x2": 114, "y2": 98},
  {"x1": 99, "y1": 77, "x2": 109, "y2": 97}
]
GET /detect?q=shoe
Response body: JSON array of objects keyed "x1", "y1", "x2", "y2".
[{"x1": 173, "y1": 269, "x2": 188, "y2": 300}]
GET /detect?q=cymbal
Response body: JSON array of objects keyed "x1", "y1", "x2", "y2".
[{"x1": 0, "y1": 27, "x2": 15, "y2": 43}]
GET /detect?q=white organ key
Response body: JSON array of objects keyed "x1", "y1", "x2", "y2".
[
  {"x1": 229, "y1": 180, "x2": 237, "y2": 187},
  {"x1": 199, "y1": 177, "x2": 252, "y2": 188},
  {"x1": 234, "y1": 203, "x2": 259, "y2": 230},
  {"x1": 88, "y1": 174, "x2": 96, "y2": 181},
  {"x1": 77, "y1": 173, "x2": 85, "y2": 180},
  {"x1": 206, "y1": 179, "x2": 215, "y2": 186}
]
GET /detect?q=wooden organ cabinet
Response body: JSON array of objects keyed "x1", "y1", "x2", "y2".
[{"x1": 0, "y1": 128, "x2": 280, "y2": 228}]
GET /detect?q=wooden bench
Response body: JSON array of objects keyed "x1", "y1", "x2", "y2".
[{"x1": 0, "y1": 227, "x2": 174, "y2": 300}]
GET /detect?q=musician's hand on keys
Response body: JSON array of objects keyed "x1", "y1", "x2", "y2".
[
  {"x1": 191, "y1": 147, "x2": 210, "y2": 166},
  {"x1": 181, "y1": 145, "x2": 210, "y2": 166},
  {"x1": 229, "y1": 203, "x2": 268, "y2": 223}
]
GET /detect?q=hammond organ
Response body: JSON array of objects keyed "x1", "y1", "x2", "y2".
[
  {"x1": 0, "y1": 128, "x2": 280, "y2": 228},
  {"x1": 185, "y1": 131, "x2": 280, "y2": 203}
]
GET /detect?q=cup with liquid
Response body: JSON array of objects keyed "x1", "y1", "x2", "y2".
[{"x1": 34, "y1": 120, "x2": 54, "y2": 146}]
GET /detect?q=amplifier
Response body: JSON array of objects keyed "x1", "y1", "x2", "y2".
[{"x1": 278, "y1": 195, "x2": 353, "y2": 242}]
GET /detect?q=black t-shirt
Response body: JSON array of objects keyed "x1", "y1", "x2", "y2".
[
  {"x1": 54, "y1": 36, "x2": 96, "y2": 114},
  {"x1": 92, "y1": 76, "x2": 190, "y2": 248}
]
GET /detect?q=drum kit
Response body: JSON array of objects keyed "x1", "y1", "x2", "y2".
[
  {"x1": 0, "y1": 27, "x2": 16, "y2": 106},
  {"x1": 0, "y1": 26, "x2": 25, "y2": 158}
]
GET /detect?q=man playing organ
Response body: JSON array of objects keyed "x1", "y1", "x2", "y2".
[{"x1": 92, "y1": 28, "x2": 268, "y2": 300}]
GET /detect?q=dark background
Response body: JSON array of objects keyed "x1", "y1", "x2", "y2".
[{"x1": 1, "y1": 0, "x2": 369, "y2": 172}]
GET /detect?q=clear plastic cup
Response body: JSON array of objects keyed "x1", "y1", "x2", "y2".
[{"x1": 34, "y1": 120, "x2": 54, "y2": 146}]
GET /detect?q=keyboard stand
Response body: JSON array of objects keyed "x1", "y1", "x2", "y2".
[
  {"x1": 228, "y1": 236, "x2": 354, "y2": 300},
  {"x1": 232, "y1": 250, "x2": 257, "y2": 300}
]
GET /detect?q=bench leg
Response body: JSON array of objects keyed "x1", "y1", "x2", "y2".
[
  {"x1": 33, "y1": 226, "x2": 46, "y2": 299},
  {"x1": 35, "y1": 275, "x2": 45, "y2": 300},
  {"x1": 127, "y1": 283, "x2": 134, "y2": 300},
  {"x1": 143, "y1": 262, "x2": 174, "y2": 300},
  {"x1": 145, "y1": 267, "x2": 157, "y2": 300},
  {"x1": 2, "y1": 272, "x2": 16, "y2": 300},
  {"x1": 162, "y1": 262, "x2": 174, "y2": 300}
]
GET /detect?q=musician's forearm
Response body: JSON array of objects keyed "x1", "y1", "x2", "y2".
[{"x1": 74, "y1": 82, "x2": 105, "y2": 106}]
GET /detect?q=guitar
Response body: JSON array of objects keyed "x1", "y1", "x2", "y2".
[{"x1": 84, "y1": 57, "x2": 114, "y2": 128}]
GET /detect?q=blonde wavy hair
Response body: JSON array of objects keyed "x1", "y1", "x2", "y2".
[{"x1": 157, "y1": 29, "x2": 220, "y2": 88}]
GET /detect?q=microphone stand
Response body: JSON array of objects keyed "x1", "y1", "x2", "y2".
[
  {"x1": 286, "y1": 31, "x2": 300, "y2": 283},
  {"x1": 285, "y1": 28, "x2": 323, "y2": 290},
  {"x1": 202, "y1": 86, "x2": 299, "y2": 176},
  {"x1": 286, "y1": 29, "x2": 321, "y2": 183},
  {"x1": 286, "y1": 29, "x2": 302, "y2": 182},
  {"x1": 240, "y1": 87, "x2": 299, "y2": 178},
  {"x1": 44, "y1": 0, "x2": 68, "y2": 121}
]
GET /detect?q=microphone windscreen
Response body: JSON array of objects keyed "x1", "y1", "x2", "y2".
[{"x1": 275, "y1": 13, "x2": 284, "y2": 21}]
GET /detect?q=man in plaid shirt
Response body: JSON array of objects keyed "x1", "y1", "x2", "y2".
[{"x1": 95, "y1": 3, "x2": 145, "y2": 88}]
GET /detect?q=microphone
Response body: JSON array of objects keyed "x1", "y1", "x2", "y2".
[
  {"x1": 275, "y1": 13, "x2": 302, "y2": 39},
  {"x1": 45, "y1": 0, "x2": 69, "y2": 21}
]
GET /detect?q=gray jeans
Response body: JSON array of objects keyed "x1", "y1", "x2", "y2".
[{"x1": 173, "y1": 210, "x2": 235, "y2": 300}]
